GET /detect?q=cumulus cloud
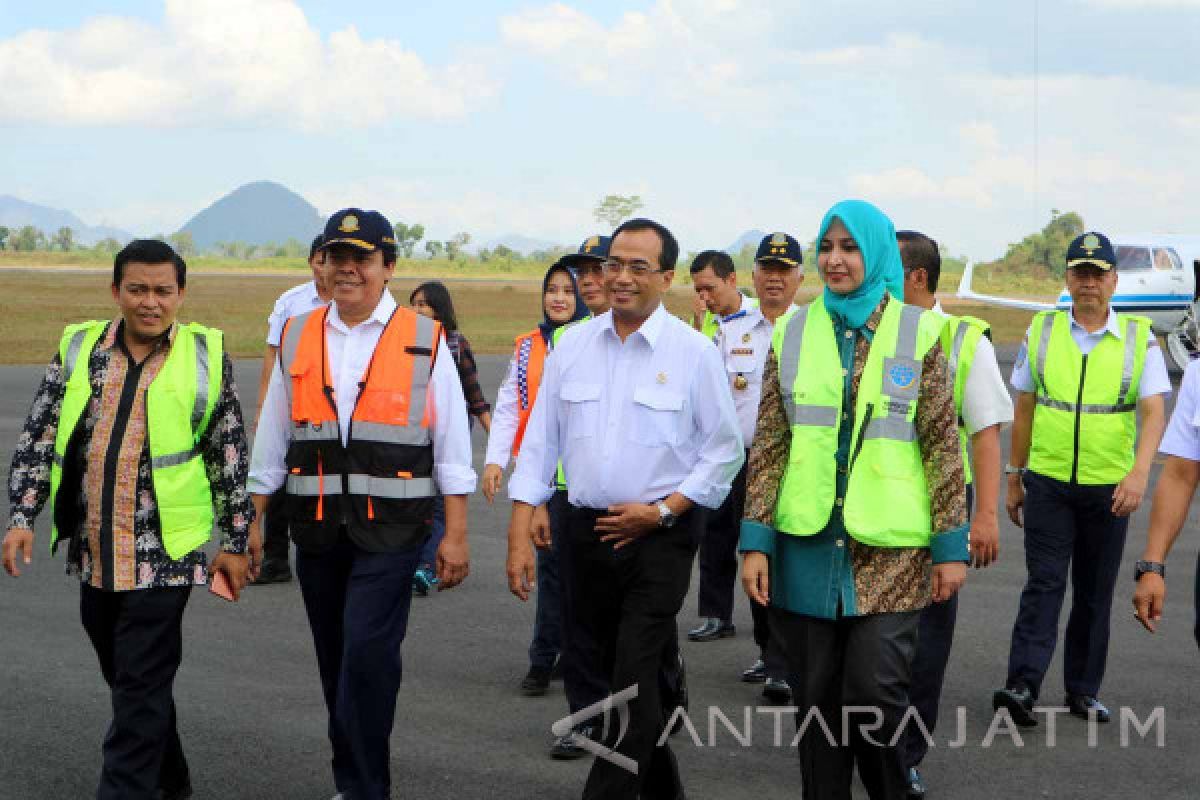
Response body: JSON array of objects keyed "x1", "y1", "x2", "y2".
[{"x1": 0, "y1": 0, "x2": 499, "y2": 129}]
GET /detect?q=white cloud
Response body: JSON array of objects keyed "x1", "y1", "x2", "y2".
[
  {"x1": 1081, "y1": 0, "x2": 1200, "y2": 7},
  {"x1": 0, "y1": 0, "x2": 499, "y2": 129}
]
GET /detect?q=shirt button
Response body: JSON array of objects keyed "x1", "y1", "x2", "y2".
[
  {"x1": 842, "y1": 412, "x2": 849, "y2": 421},
  {"x1": 836, "y1": 539, "x2": 845, "y2": 548},
  {"x1": 835, "y1": 498, "x2": 844, "y2": 507},
  {"x1": 842, "y1": 368, "x2": 848, "y2": 377},
  {"x1": 844, "y1": 331, "x2": 853, "y2": 339}
]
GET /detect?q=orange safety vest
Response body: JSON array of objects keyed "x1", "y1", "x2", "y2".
[
  {"x1": 279, "y1": 304, "x2": 441, "y2": 553},
  {"x1": 511, "y1": 329, "x2": 548, "y2": 458}
]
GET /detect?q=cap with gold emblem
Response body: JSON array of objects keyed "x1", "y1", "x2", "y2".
[
  {"x1": 320, "y1": 208, "x2": 397, "y2": 253},
  {"x1": 561, "y1": 234, "x2": 611, "y2": 268},
  {"x1": 754, "y1": 232, "x2": 803, "y2": 268},
  {"x1": 1065, "y1": 231, "x2": 1117, "y2": 271}
]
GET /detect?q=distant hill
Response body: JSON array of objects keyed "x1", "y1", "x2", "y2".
[
  {"x1": 179, "y1": 181, "x2": 324, "y2": 250},
  {"x1": 727, "y1": 229, "x2": 767, "y2": 254},
  {"x1": 480, "y1": 234, "x2": 565, "y2": 255},
  {"x1": 0, "y1": 195, "x2": 133, "y2": 246}
]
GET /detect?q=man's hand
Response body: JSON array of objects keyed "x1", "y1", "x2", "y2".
[
  {"x1": 482, "y1": 464, "x2": 504, "y2": 504},
  {"x1": 530, "y1": 504, "x2": 552, "y2": 550},
  {"x1": 931, "y1": 562, "x2": 967, "y2": 603},
  {"x1": 970, "y1": 510, "x2": 1000, "y2": 569},
  {"x1": 506, "y1": 534, "x2": 536, "y2": 602},
  {"x1": 436, "y1": 536, "x2": 469, "y2": 590},
  {"x1": 596, "y1": 503, "x2": 660, "y2": 550},
  {"x1": 1133, "y1": 573, "x2": 1166, "y2": 633},
  {"x1": 2, "y1": 528, "x2": 34, "y2": 577},
  {"x1": 691, "y1": 292, "x2": 708, "y2": 329},
  {"x1": 210, "y1": 552, "x2": 250, "y2": 600},
  {"x1": 1005, "y1": 474, "x2": 1025, "y2": 528},
  {"x1": 741, "y1": 552, "x2": 770, "y2": 606},
  {"x1": 246, "y1": 522, "x2": 264, "y2": 582},
  {"x1": 1112, "y1": 469, "x2": 1149, "y2": 517}
]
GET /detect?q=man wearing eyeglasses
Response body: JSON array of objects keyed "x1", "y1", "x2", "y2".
[{"x1": 506, "y1": 218, "x2": 744, "y2": 800}]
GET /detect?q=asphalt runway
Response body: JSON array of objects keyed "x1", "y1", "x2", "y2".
[{"x1": 1, "y1": 349, "x2": 1197, "y2": 799}]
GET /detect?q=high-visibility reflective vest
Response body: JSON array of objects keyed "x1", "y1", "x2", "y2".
[
  {"x1": 1026, "y1": 310, "x2": 1150, "y2": 485},
  {"x1": 773, "y1": 297, "x2": 944, "y2": 547},
  {"x1": 938, "y1": 314, "x2": 992, "y2": 485},
  {"x1": 280, "y1": 305, "x2": 440, "y2": 552},
  {"x1": 49, "y1": 320, "x2": 222, "y2": 560},
  {"x1": 510, "y1": 329, "x2": 548, "y2": 458}
]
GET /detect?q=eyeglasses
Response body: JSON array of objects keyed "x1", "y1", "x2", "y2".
[
  {"x1": 602, "y1": 258, "x2": 668, "y2": 278},
  {"x1": 573, "y1": 264, "x2": 605, "y2": 279}
]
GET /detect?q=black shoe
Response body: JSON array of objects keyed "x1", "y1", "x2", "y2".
[
  {"x1": 550, "y1": 723, "x2": 595, "y2": 760},
  {"x1": 741, "y1": 657, "x2": 768, "y2": 683},
  {"x1": 520, "y1": 665, "x2": 553, "y2": 696},
  {"x1": 905, "y1": 767, "x2": 926, "y2": 799},
  {"x1": 1065, "y1": 694, "x2": 1110, "y2": 723},
  {"x1": 992, "y1": 684, "x2": 1038, "y2": 727},
  {"x1": 157, "y1": 779, "x2": 193, "y2": 800},
  {"x1": 687, "y1": 617, "x2": 736, "y2": 642},
  {"x1": 762, "y1": 677, "x2": 792, "y2": 704},
  {"x1": 661, "y1": 651, "x2": 689, "y2": 735},
  {"x1": 250, "y1": 560, "x2": 292, "y2": 585}
]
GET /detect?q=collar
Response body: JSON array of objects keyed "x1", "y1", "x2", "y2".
[
  {"x1": 932, "y1": 299, "x2": 945, "y2": 315},
  {"x1": 864, "y1": 295, "x2": 889, "y2": 333},
  {"x1": 329, "y1": 290, "x2": 397, "y2": 333},
  {"x1": 720, "y1": 293, "x2": 755, "y2": 323},
  {"x1": 99, "y1": 318, "x2": 177, "y2": 353},
  {"x1": 602, "y1": 302, "x2": 669, "y2": 349},
  {"x1": 1069, "y1": 307, "x2": 1121, "y2": 339}
]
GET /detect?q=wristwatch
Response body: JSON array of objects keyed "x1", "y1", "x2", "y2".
[
  {"x1": 1004, "y1": 464, "x2": 1026, "y2": 476},
  {"x1": 1134, "y1": 560, "x2": 1165, "y2": 581},
  {"x1": 656, "y1": 501, "x2": 677, "y2": 528}
]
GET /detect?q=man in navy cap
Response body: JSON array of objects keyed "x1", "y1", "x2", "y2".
[
  {"x1": 249, "y1": 208, "x2": 476, "y2": 800},
  {"x1": 994, "y1": 231, "x2": 1169, "y2": 728}
]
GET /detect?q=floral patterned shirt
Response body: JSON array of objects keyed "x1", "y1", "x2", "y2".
[{"x1": 7, "y1": 319, "x2": 254, "y2": 591}]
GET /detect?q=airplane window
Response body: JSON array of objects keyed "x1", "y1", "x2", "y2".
[
  {"x1": 1153, "y1": 248, "x2": 1177, "y2": 271},
  {"x1": 1115, "y1": 246, "x2": 1152, "y2": 271}
]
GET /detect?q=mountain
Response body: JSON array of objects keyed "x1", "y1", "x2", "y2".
[
  {"x1": 479, "y1": 234, "x2": 565, "y2": 255},
  {"x1": 179, "y1": 181, "x2": 324, "y2": 250},
  {"x1": 726, "y1": 229, "x2": 767, "y2": 254},
  {"x1": 0, "y1": 195, "x2": 134, "y2": 246}
]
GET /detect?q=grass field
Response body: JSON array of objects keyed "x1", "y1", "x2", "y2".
[{"x1": 0, "y1": 270, "x2": 1037, "y2": 365}]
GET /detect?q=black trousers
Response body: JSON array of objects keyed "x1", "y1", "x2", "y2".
[
  {"x1": 901, "y1": 483, "x2": 972, "y2": 769},
  {"x1": 295, "y1": 535, "x2": 422, "y2": 800},
  {"x1": 696, "y1": 460, "x2": 747, "y2": 622},
  {"x1": 80, "y1": 583, "x2": 192, "y2": 800},
  {"x1": 262, "y1": 486, "x2": 292, "y2": 564},
  {"x1": 552, "y1": 491, "x2": 610, "y2": 713},
  {"x1": 773, "y1": 607, "x2": 921, "y2": 800},
  {"x1": 1005, "y1": 471, "x2": 1129, "y2": 699},
  {"x1": 569, "y1": 505, "x2": 699, "y2": 800}
]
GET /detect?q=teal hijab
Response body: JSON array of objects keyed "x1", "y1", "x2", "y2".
[{"x1": 817, "y1": 199, "x2": 904, "y2": 330}]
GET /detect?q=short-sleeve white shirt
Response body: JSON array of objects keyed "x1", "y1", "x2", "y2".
[
  {"x1": 265, "y1": 281, "x2": 328, "y2": 347},
  {"x1": 1160, "y1": 359, "x2": 1200, "y2": 461}
]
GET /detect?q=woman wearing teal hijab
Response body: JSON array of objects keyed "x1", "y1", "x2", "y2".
[{"x1": 738, "y1": 199, "x2": 970, "y2": 799}]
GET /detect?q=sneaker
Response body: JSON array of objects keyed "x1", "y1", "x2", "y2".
[
  {"x1": 550, "y1": 723, "x2": 595, "y2": 760},
  {"x1": 762, "y1": 677, "x2": 792, "y2": 704},
  {"x1": 520, "y1": 665, "x2": 553, "y2": 696}
]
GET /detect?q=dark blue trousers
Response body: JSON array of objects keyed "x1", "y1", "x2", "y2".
[
  {"x1": 528, "y1": 491, "x2": 566, "y2": 670},
  {"x1": 296, "y1": 536, "x2": 422, "y2": 800},
  {"x1": 1005, "y1": 471, "x2": 1129, "y2": 700},
  {"x1": 417, "y1": 495, "x2": 445, "y2": 569}
]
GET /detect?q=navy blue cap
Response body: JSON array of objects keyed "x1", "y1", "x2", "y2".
[
  {"x1": 755, "y1": 232, "x2": 802, "y2": 267},
  {"x1": 1066, "y1": 232, "x2": 1117, "y2": 271},
  {"x1": 320, "y1": 209, "x2": 396, "y2": 253},
  {"x1": 561, "y1": 235, "x2": 610, "y2": 265}
]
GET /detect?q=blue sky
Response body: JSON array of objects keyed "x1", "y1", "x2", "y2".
[{"x1": 2, "y1": 0, "x2": 1198, "y2": 260}]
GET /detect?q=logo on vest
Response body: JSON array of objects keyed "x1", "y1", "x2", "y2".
[{"x1": 887, "y1": 364, "x2": 917, "y2": 390}]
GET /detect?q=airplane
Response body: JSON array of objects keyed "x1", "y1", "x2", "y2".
[{"x1": 957, "y1": 234, "x2": 1200, "y2": 371}]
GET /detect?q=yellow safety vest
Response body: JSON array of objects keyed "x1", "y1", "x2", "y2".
[{"x1": 939, "y1": 314, "x2": 992, "y2": 485}]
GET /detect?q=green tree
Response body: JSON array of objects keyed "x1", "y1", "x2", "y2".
[
  {"x1": 980, "y1": 209, "x2": 1085, "y2": 278},
  {"x1": 593, "y1": 194, "x2": 644, "y2": 229},
  {"x1": 445, "y1": 232, "x2": 471, "y2": 261},
  {"x1": 394, "y1": 222, "x2": 425, "y2": 258},
  {"x1": 51, "y1": 227, "x2": 75, "y2": 251},
  {"x1": 425, "y1": 240, "x2": 444, "y2": 259},
  {"x1": 12, "y1": 225, "x2": 45, "y2": 251},
  {"x1": 167, "y1": 231, "x2": 196, "y2": 257},
  {"x1": 0, "y1": 226, "x2": 9, "y2": 250},
  {"x1": 93, "y1": 237, "x2": 122, "y2": 254}
]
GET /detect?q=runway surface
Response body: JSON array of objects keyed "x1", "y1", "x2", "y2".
[{"x1": 0, "y1": 348, "x2": 1196, "y2": 799}]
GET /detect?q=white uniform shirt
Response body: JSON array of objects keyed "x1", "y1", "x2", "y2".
[
  {"x1": 265, "y1": 280, "x2": 328, "y2": 347},
  {"x1": 932, "y1": 301, "x2": 1013, "y2": 435},
  {"x1": 485, "y1": 349, "x2": 523, "y2": 470},
  {"x1": 714, "y1": 296, "x2": 797, "y2": 445},
  {"x1": 508, "y1": 304, "x2": 745, "y2": 510},
  {"x1": 248, "y1": 290, "x2": 477, "y2": 496},
  {"x1": 1160, "y1": 359, "x2": 1200, "y2": 460},
  {"x1": 1011, "y1": 307, "x2": 1171, "y2": 398}
]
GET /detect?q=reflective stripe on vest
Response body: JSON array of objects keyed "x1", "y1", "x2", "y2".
[
  {"x1": 49, "y1": 321, "x2": 221, "y2": 560},
  {"x1": 1027, "y1": 310, "x2": 1149, "y2": 484},
  {"x1": 773, "y1": 297, "x2": 942, "y2": 547},
  {"x1": 287, "y1": 473, "x2": 437, "y2": 499},
  {"x1": 512, "y1": 329, "x2": 548, "y2": 458},
  {"x1": 939, "y1": 314, "x2": 990, "y2": 485}
]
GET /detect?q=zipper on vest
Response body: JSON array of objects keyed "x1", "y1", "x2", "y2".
[
  {"x1": 849, "y1": 402, "x2": 874, "y2": 474},
  {"x1": 1071, "y1": 354, "x2": 1088, "y2": 484},
  {"x1": 322, "y1": 384, "x2": 349, "y2": 525},
  {"x1": 316, "y1": 451, "x2": 325, "y2": 522}
]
